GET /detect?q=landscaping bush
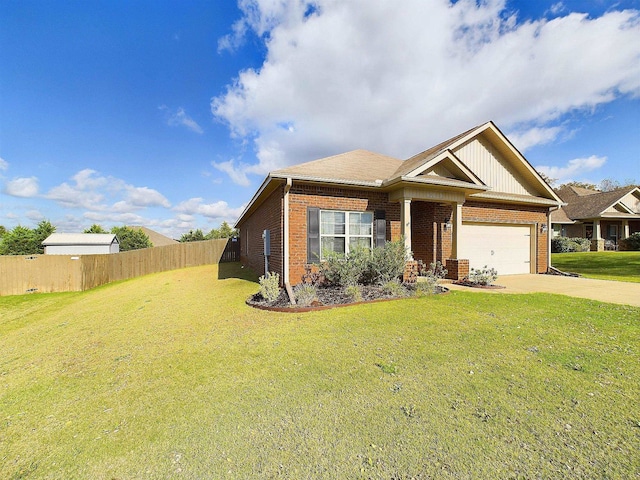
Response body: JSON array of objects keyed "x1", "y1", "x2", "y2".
[
  {"x1": 619, "y1": 232, "x2": 640, "y2": 251},
  {"x1": 382, "y1": 279, "x2": 408, "y2": 297},
  {"x1": 345, "y1": 284, "x2": 363, "y2": 302},
  {"x1": 414, "y1": 277, "x2": 439, "y2": 296},
  {"x1": 418, "y1": 260, "x2": 448, "y2": 279},
  {"x1": 551, "y1": 236, "x2": 590, "y2": 253},
  {"x1": 294, "y1": 284, "x2": 317, "y2": 307},
  {"x1": 368, "y1": 239, "x2": 408, "y2": 285},
  {"x1": 259, "y1": 272, "x2": 280, "y2": 302},
  {"x1": 468, "y1": 266, "x2": 498, "y2": 286},
  {"x1": 319, "y1": 239, "x2": 408, "y2": 287},
  {"x1": 320, "y1": 247, "x2": 370, "y2": 286}
]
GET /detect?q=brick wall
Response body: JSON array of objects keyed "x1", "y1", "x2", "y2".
[
  {"x1": 288, "y1": 184, "x2": 401, "y2": 284},
  {"x1": 237, "y1": 185, "x2": 284, "y2": 279},
  {"x1": 239, "y1": 182, "x2": 553, "y2": 283},
  {"x1": 411, "y1": 201, "x2": 453, "y2": 264},
  {"x1": 462, "y1": 201, "x2": 550, "y2": 273}
]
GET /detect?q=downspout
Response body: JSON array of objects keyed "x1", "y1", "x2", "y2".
[
  {"x1": 283, "y1": 177, "x2": 296, "y2": 304},
  {"x1": 548, "y1": 206, "x2": 560, "y2": 271}
]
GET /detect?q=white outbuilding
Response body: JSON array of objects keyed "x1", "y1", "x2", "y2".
[{"x1": 42, "y1": 233, "x2": 120, "y2": 255}]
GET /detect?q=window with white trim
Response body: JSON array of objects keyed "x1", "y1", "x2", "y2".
[{"x1": 319, "y1": 210, "x2": 373, "y2": 258}]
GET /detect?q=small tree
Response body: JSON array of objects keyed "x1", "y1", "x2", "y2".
[
  {"x1": 32, "y1": 220, "x2": 56, "y2": 254},
  {"x1": 206, "y1": 221, "x2": 238, "y2": 239},
  {"x1": 537, "y1": 171, "x2": 557, "y2": 187},
  {"x1": 111, "y1": 226, "x2": 152, "y2": 251},
  {"x1": 84, "y1": 224, "x2": 108, "y2": 234},
  {"x1": 180, "y1": 229, "x2": 205, "y2": 242},
  {"x1": 559, "y1": 181, "x2": 599, "y2": 191},
  {"x1": 0, "y1": 225, "x2": 38, "y2": 255}
]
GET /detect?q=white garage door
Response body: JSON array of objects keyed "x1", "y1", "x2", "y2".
[{"x1": 459, "y1": 223, "x2": 533, "y2": 275}]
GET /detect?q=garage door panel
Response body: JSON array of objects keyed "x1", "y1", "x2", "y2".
[{"x1": 459, "y1": 224, "x2": 532, "y2": 275}]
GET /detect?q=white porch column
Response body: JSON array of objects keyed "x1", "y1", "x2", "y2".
[
  {"x1": 623, "y1": 220, "x2": 630, "y2": 239},
  {"x1": 594, "y1": 219, "x2": 601, "y2": 240},
  {"x1": 401, "y1": 198, "x2": 413, "y2": 259},
  {"x1": 451, "y1": 202, "x2": 463, "y2": 258}
]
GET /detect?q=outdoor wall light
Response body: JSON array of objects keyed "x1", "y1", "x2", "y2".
[
  {"x1": 444, "y1": 222, "x2": 452, "y2": 231},
  {"x1": 540, "y1": 224, "x2": 548, "y2": 233}
]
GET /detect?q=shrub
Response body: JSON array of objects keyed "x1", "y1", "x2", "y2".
[
  {"x1": 294, "y1": 284, "x2": 317, "y2": 307},
  {"x1": 320, "y1": 247, "x2": 370, "y2": 286},
  {"x1": 382, "y1": 279, "x2": 408, "y2": 297},
  {"x1": 620, "y1": 232, "x2": 640, "y2": 251},
  {"x1": 259, "y1": 272, "x2": 280, "y2": 302},
  {"x1": 468, "y1": 266, "x2": 498, "y2": 286},
  {"x1": 368, "y1": 239, "x2": 408, "y2": 285},
  {"x1": 551, "y1": 236, "x2": 590, "y2": 253},
  {"x1": 418, "y1": 260, "x2": 448, "y2": 279},
  {"x1": 319, "y1": 239, "x2": 408, "y2": 287},
  {"x1": 414, "y1": 277, "x2": 439, "y2": 296},
  {"x1": 345, "y1": 285, "x2": 362, "y2": 302}
]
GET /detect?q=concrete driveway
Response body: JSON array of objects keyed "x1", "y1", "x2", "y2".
[{"x1": 447, "y1": 274, "x2": 640, "y2": 307}]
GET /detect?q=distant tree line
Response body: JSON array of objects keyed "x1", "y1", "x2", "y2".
[
  {"x1": 0, "y1": 220, "x2": 55, "y2": 255},
  {"x1": 179, "y1": 221, "x2": 237, "y2": 243},
  {"x1": 0, "y1": 222, "x2": 151, "y2": 255},
  {"x1": 538, "y1": 173, "x2": 637, "y2": 192}
]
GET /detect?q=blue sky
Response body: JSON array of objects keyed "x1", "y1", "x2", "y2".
[{"x1": 1, "y1": 0, "x2": 639, "y2": 238}]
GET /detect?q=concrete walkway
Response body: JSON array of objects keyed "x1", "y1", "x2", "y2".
[{"x1": 446, "y1": 274, "x2": 640, "y2": 307}]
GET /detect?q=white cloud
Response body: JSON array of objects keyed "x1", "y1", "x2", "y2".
[
  {"x1": 26, "y1": 209, "x2": 45, "y2": 221},
  {"x1": 548, "y1": 2, "x2": 566, "y2": 16},
  {"x1": 124, "y1": 186, "x2": 171, "y2": 208},
  {"x1": 212, "y1": 0, "x2": 640, "y2": 184},
  {"x1": 160, "y1": 105, "x2": 204, "y2": 134},
  {"x1": 45, "y1": 169, "x2": 171, "y2": 214},
  {"x1": 0, "y1": 157, "x2": 8, "y2": 171},
  {"x1": 3, "y1": 177, "x2": 39, "y2": 197},
  {"x1": 507, "y1": 125, "x2": 564, "y2": 152},
  {"x1": 536, "y1": 155, "x2": 607, "y2": 182},
  {"x1": 211, "y1": 159, "x2": 256, "y2": 187},
  {"x1": 174, "y1": 197, "x2": 245, "y2": 220}
]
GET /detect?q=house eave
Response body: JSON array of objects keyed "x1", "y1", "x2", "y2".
[
  {"x1": 270, "y1": 172, "x2": 383, "y2": 188},
  {"x1": 470, "y1": 191, "x2": 563, "y2": 207},
  {"x1": 384, "y1": 175, "x2": 489, "y2": 193},
  {"x1": 234, "y1": 176, "x2": 285, "y2": 228}
]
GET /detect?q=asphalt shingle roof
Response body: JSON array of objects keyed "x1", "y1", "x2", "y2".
[
  {"x1": 555, "y1": 185, "x2": 638, "y2": 219},
  {"x1": 272, "y1": 149, "x2": 403, "y2": 184}
]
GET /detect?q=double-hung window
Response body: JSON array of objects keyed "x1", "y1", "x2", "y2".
[{"x1": 319, "y1": 210, "x2": 373, "y2": 257}]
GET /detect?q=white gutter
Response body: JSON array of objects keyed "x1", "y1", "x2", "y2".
[{"x1": 283, "y1": 177, "x2": 296, "y2": 305}]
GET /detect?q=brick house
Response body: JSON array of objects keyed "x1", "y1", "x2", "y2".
[
  {"x1": 551, "y1": 185, "x2": 640, "y2": 250},
  {"x1": 235, "y1": 121, "x2": 563, "y2": 287}
]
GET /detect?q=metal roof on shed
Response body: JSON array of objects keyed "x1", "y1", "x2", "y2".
[{"x1": 42, "y1": 233, "x2": 119, "y2": 246}]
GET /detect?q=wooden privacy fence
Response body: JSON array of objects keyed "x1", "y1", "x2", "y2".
[{"x1": 0, "y1": 238, "x2": 232, "y2": 296}]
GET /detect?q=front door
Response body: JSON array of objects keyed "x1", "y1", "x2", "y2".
[{"x1": 608, "y1": 225, "x2": 618, "y2": 244}]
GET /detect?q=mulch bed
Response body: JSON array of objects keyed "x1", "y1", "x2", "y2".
[
  {"x1": 452, "y1": 280, "x2": 505, "y2": 289},
  {"x1": 247, "y1": 284, "x2": 448, "y2": 312}
]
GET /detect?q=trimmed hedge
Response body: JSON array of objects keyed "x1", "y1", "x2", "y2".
[
  {"x1": 551, "y1": 236, "x2": 591, "y2": 253},
  {"x1": 619, "y1": 232, "x2": 640, "y2": 251}
]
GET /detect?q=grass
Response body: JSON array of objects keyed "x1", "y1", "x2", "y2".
[
  {"x1": 1, "y1": 263, "x2": 639, "y2": 478},
  {"x1": 552, "y1": 251, "x2": 640, "y2": 283}
]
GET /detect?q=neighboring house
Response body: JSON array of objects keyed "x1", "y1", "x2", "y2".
[
  {"x1": 126, "y1": 226, "x2": 178, "y2": 246},
  {"x1": 42, "y1": 233, "x2": 120, "y2": 255},
  {"x1": 551, "y1": 185, "x2": 640, "y2": 250},
  {"x1": 235, "y1": 121, "x2": 563, "y2": 286}
]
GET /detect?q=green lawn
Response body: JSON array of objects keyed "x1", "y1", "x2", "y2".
[
  {"x1": 552, "y1": 251, "x2": 640, "y2": 283},
  {"x1": 1, "y1": 263, "x2": 639, "y2": 478}
]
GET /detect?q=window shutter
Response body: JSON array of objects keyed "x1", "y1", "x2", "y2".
[
  {"x1": 307, "y1": 207, "x2": 320, "y2": 263},
  {"x1": 374, "y1": 210, "x2": 386, "y2": 248}
]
